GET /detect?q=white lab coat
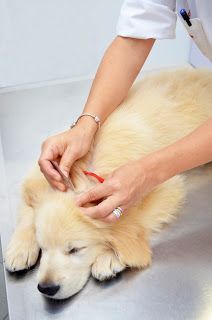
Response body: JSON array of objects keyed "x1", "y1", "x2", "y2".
[{"x1": 117, "y1": 0, "x2": 212, "y2": 61}]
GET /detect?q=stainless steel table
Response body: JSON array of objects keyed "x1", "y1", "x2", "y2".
[{"x1": 0, "y1": 80, "x2": 212, "y2": 320}]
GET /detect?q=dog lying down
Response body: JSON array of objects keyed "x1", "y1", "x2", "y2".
[{"x1": 5, "y1": 68, "x2": 212, "y2": 300}]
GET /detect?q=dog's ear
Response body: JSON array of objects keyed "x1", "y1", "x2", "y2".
[
  {"x1": 22, "y1": 176, "x2": 49, "y2": 208},
  {"x1": 106, "y1": 229, "x2": 152, "y2": 269}
]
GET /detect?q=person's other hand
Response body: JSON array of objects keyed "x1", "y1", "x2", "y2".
[
  {"x1": 38, "y1": 117, "x2": 97, "y2": 191},
  {"x1": 76, "y1": 157, "x2": 160, "y2": 222}
]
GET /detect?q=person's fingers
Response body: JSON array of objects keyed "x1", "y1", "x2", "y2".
[
  {"x1": 39, "y1": 143, "x2": 62, "y2": 181},
  {"x1": 39, "y1": 158, "x2": 61, "y2": 182},
  {"x1": 52, "y1": 181, "x2": 67, "y2": 192},
  {"x1": 59, "y1": 145, "x2": 78, "y2": 177},
  {"x1": 75, "y1": 183, "x2": 112, "y2": 207},
  {"x1": 100, "y1": 214, "x2": 120, "y2": 223},
  {"x1": 43, "y1": 172, "x2": 67, "y2": 192},
  {"x1": 100, "y1": 207, "x2": 126, "y2": 223},
  {"x1": 79, "y1": 196, "x2": 120, "y2": 219}
]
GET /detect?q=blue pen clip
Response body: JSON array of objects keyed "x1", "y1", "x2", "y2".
[{"x1": 180, "y1": 8, "x2": 192, "y2": 27}]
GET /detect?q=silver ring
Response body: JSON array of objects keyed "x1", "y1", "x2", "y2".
[{"x1": 112, "y1": 207, "x2": 123, "y2": 219}]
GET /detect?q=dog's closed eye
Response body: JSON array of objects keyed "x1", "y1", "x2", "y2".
[{"x1": 67, "y1": 247, "x2": 86, "y2": 255}]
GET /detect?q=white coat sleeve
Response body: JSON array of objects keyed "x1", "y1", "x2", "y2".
[{"x1": 117, "y1": 0, "x2": 177, "y2": 40}]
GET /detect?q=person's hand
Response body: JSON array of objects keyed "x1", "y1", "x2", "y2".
[
  {"x1": 38, "y1": 117, "x2": 97, "y2": 191},
  {"x1": 76, "y1": 157, "x2": 161, "y2": 222}
]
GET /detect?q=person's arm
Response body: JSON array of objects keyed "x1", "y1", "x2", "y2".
[
  {"x1": 152, "y1": 117, "x2": 212, "y2": 183},
  {"x1": 83, "y1": 36, "x2": 155, "y2": 122},
  {"x1": 76, "y1": 118, "x2": 212, "y2": 222},
  {"x1": 39, "y1": 36, "x2": 155, "y2": 185}
]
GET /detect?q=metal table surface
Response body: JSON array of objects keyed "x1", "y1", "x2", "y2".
[{"x1": 0, "y1": 80, "x2": 212, "y2": 320}]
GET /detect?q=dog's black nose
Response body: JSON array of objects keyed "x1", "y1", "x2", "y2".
[{"x1": 37, "y1": 282, "x2": 60, "y2": 296}]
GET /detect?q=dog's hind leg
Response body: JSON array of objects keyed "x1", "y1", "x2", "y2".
[
  {"x1": 91, "y1": 249, "x2": 126, "y2": 281},
  {"x1": 5, "y1": 166, "x2": 48, "y2": 272}
]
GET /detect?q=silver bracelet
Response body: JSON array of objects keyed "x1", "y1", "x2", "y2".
[{"x1": 70, "y1": 113, "x2": 101, "y2": 129}]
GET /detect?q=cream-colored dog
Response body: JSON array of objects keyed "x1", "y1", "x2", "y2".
[{"x1": 5, "y1": 69, "x2": 212, "y2": 299}]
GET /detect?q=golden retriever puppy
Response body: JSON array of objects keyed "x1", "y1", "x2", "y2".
[{"x1": 5, "y1": 69, "x2": 212, "y2": 299}]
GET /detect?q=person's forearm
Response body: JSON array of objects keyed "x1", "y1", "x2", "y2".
[
  {"x1": 147, "y1": 118, "x2": 212, "y2": 185},
  {"x1": 82, "y1": 36, "x2": 155, "y2": 124}
]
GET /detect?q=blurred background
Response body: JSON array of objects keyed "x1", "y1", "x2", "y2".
[{"x1": 2, "y1": 0, "x2": 210, "y2": 91}]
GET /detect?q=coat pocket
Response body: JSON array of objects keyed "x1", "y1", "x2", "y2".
[{"x1": 183, "y1": 18, "x2": 212, "y2": 61}]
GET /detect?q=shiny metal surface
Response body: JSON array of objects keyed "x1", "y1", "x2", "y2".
[
  {"x1": 0, "y1": 80, "x2": 212, "y2": 320},
  {"x1": 0, "y1": 237, "x2": 9, "y2": 320}
]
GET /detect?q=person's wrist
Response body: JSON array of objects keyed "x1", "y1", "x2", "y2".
[
  {"x1": 138, "y1": 150, "x2": 171, "y2": 188},
  {"x1": 70, "y1": 115, "x2": 98, "y2": 137},
  {"x1": 78, "y1": 115, "x2": 99, "y2": 130},
  {"x1": 151, "y1": 149, "x2": 176, "y2": 184}
]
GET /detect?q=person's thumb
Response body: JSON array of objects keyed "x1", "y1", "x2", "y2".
[{"x1": 59, "y1": 146, "x2": 77, "y2": 177}]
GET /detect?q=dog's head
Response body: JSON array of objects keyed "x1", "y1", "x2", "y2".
[{"x1": 35, "y1": 190, "x2": 109, "y2": 299}]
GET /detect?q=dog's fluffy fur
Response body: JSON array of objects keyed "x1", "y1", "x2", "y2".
[{"x1": 5, "y1": 69, "x2": 212, "y2": 299}]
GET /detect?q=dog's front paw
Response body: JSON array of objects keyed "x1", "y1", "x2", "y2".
[
  {"x1": 5, "y1": 228, "x2": 40, "y2": 272},
  {"x1": 92, "y1": 250, "x2": 125, "y2": 281}
]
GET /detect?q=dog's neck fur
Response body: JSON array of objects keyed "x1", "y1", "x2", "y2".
[{"x1": 69, "y1": 156, "x2": 102, "y2": 194}]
